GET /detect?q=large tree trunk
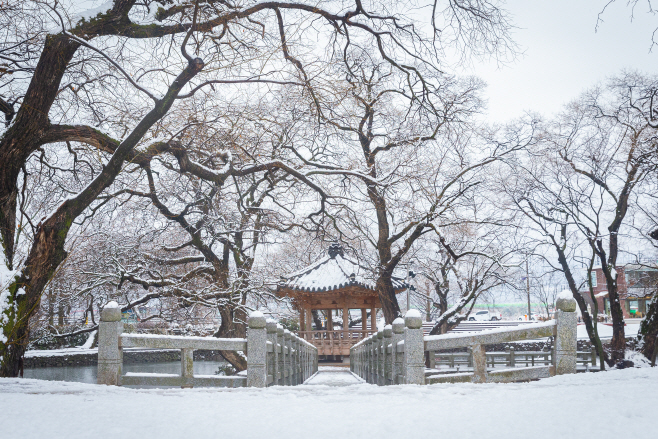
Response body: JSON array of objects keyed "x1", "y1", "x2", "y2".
[
  {"x1": 554, "y1": 241, "x2": 607, "y2": 368},
  {"x1": 376, "y1": 273, "x2": 402, "y2": 324},
  {"x1": 595, "y1": 239, "x2": 626, "y2": 365},
  {"x1": 0, "y1": 57, "x2": 205, "y2": 377},
  {"x1": 311, "y1": 309, "x2": 323, "y2": 329},
  {"x1": 637, "y1": 294, "x2": 658, "y2": 364},
  {"x1": 214, "y1": 306, "x2": 248, "y2": 371},
  {"x1": 0, "y1": 35, "x2": 79, "y2": 265}
]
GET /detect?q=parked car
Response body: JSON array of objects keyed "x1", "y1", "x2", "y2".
[{"x1": 468, "y1": 310, "x2": 503, "y2": 321}]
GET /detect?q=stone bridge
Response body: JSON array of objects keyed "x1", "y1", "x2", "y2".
[{"x1": 96, "y1": 295, "x2": 577, "y2": 388}]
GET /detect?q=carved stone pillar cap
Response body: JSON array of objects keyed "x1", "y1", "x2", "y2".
[
  {"x1": 383, "y1": 324, "x2": 393, "y2": 338},
  {"x1": 276, "y1": 324, "x2": 284, "y2": 335},
  {"x1": 266, "y1": 319, "x2": 278, "y2": 333},
  {"x1": 248, "y1": 311, "x2": 267, "y2": 328},
  {"x1": 284, "y1": 329, "x2": 292, "y2": 338},
  {"x1": 392, "y1": 317, "x2": 405, "y2": 334},
  {"x1": 376, "y1": 330, "x2": 384, "y2": 339},
  {"x1": 556, "y1": 291, "x2": 577, "y2": 312},
  {"x1": 101, "y1": 301, "x2": 121, "y2": 322},
  {"x1": 404, "y1": 309, "x2": 423, "y2": 329}
]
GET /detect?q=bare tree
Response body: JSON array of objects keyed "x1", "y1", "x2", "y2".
[
  {"x1": 2, "y1": 0, "x2": 488, "y2": 377},
  {"x1": 505, "y1": 73, "x2": 657, "y2": 365}
]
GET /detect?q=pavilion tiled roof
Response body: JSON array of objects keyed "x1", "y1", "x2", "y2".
[{"x1": 281, "y1": 243, "x2": 406, "y2": 293}]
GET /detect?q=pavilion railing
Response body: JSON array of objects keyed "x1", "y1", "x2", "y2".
[
  {"x1": 299, "y1": 330, "x2": 376, "y2": 354},
  {"x1": 350, "y1": 296, "x2": 578, "y2": 385},
  {"x1": 97, "y1": 303, "x2": 318, "y2": 388}
]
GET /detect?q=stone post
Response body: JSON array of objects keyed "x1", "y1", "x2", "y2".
[
  {"x1": 181, "y1": 348, "x2": 194, "y2": 388},
  {"x1": 404, "y1": 309, "x2": 425, "y2": 385},
  {"x1": 376, "y1": 330, "x2": 384, "y2": 385},
  {"x1": 266, "y1": 319, "x2": 278, "y2": 386},
  {"x1": 291, "y1": 335, "x2": 299, "y2": 385},
  {"x1": 363, "y1": 336, "x2": 373, "y2": 384},
  {"x1": 97, "y1": 301, "x2": 123, "y2": 386},
  {"x1": 471, "y1": 344, "x2": 487, "y2": 383},
  {"x1": 554, "y1": 294, "x2": 577, "y2": 375},
  {"x1": 591, "y1": 346, "x2": 597, "y2": 367},
  {"x1": 277, "y1": 325, "x2": 284, "y2": 385},
  {"x1": 383, "y1": 324, "x2": 392, "y2": 385},
  {"x1": 284, "y1": 329, "x2": 292, "y2": 385},
  {"x1": 391, "y1": 318, "x2": 405, "y2": 385},
  {"x1": 247, "y1": 311, "x2": 267, "y2": 387}
]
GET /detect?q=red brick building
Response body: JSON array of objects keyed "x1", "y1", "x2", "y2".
[{"x1": 579, "y1": 265, "x2": 657, "y2": 319}]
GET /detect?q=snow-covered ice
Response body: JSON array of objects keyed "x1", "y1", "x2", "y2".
[{"x1": 1, "y1": 367, "x2": 656, "y2": 439}]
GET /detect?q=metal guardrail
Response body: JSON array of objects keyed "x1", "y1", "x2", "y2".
[{"x1": 97, "y1": 303, "x2": 318, "y2": 388}]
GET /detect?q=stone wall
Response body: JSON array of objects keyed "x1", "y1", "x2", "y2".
[{"x1": 24, "y1": 349, "x2": 226, "y2": 368}]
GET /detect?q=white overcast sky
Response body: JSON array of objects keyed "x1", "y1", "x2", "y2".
[{"x1": 456, "y1": 0, "x2": 657, "y2": 123}]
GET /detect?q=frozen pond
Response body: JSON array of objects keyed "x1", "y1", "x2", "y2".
[{"x1": 24, "y1": 361, "x2": 227, "y2": 385}]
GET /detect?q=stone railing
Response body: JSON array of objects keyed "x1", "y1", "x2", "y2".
[
  {"x1": 350, "y1": 296, "x2": 577, "y2": 385},
  {"x1": 97, "y1": 302, "x2": 318, "y2": 388},
  {"x1": 430, "y1": 346, "x2": 598, "y2": 370}
]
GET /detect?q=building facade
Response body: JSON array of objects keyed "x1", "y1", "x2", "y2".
[{"x1": 579, "y1": 265, "x2": 657, "y2": 319}]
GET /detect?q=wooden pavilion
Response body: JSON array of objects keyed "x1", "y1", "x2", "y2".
[{"x1": 277, "y1": 243, "x2": 406, "y2": 358}]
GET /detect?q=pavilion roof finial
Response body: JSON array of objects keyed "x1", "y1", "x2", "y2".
[{"x1": 327, "y1": 241, "x2": 344, "y2": 259}]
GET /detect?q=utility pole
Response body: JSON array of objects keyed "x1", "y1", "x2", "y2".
[
  {"x1": 406, "y1": 261, "x2": 415, "y2": 312},
  {"x1": 526, "y1": 257, "x2": 532, "y2": 319},
  {"x1": 426, "y1": 282, "x2": 431, "y2": 322}
]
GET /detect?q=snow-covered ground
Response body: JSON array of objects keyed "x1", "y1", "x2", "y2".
[
  {"x1": 1, "y1": 366, "x2": 656, "y2": 439},
  {"x1": 577, "y1": 323, "x2": 639, "y2": 339}
]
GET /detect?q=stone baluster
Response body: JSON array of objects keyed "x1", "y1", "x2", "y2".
[
  {"x1": 471, "y1": 343, "x2": 487, "y2": 383},
  {"x1": 404, "y1": 310, "x2": 425, "y2": 385},
  {"x1": 375, "y1": 330, "x2": 383, "y2": 385},
  {"x1": 391, "y1": 318, "x2": 404, "y2": 385},
  {"x1": 283, "y1": 329, "x2": 291, "y2": 385},
  {"x1": 292, "y1": 335, "x2": 299, "y2": 385},
  {"x1": 591, "y1": 346, "x2": 597, "y2": 367},
  {"x1": 97, "y1": 302, "x2": 123, "y2": 386},
  {"x1": 364, "y1": 338, "x2": 369, "y2": 383},
  {"x1": 247, "y1": 311, "x2": 267, "y2": 387},
  {"x1": 554, "y1": 295, "x2": 577, "y2": 375},
  {"x1": 370, "y1": 335, "x2": 376, "y2": 384},
  {"x1": 181, "y1": 348, "x2": 194, "y2": 388},
  {"x1": 383, "y1": 324, "x2": 392, "y2": 385},
  {"x1": 276, "y1": 325, "x2": 284, "y2": 385},
  {"x1": 266, "y1": 319, "x2": 278, "y2": 386}
]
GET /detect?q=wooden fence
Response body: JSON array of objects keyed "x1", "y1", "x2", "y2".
[
  {"x1": 97, "y1": 303, "x2": 318, "y2": 388},
  {"x1": 350, "y1": 295, "x2": 578, "y2": 385}
]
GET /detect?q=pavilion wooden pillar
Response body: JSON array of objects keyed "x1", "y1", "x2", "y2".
[
  {"x1": 299, "y1": 307, "x2": 305, "y2": 336},
  {"x1": 371, "y1": 308, "x2": 377, "y2": 331},
  {"x1": 361, "y1": 309, "x2": 367, "y2": 331},
  {"x1": 305, "y1": 308, "x2": 312, "y2": 331},
  {"x1": 327, "y1": 310, "x2": 333, "y2": 331}
]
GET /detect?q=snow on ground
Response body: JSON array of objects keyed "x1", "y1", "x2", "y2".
[
  {"x1": 1, "y1": 367, "x2": 656, "y2": 439},
  {"x1": 577, "y1": 323, "x2": 639, "y2": 339}
]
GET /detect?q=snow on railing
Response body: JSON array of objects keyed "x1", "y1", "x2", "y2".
[
  {"x1": 97, "y1": 303, "x2": 318, "y2": 388},
  {"x1": 350, "y1": 296, "x2": 578, "y2": 385}
]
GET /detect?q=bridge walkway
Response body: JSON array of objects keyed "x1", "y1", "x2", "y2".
[{"x1": 303, "y1": 366, "x2": 363, "y2": 387}]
